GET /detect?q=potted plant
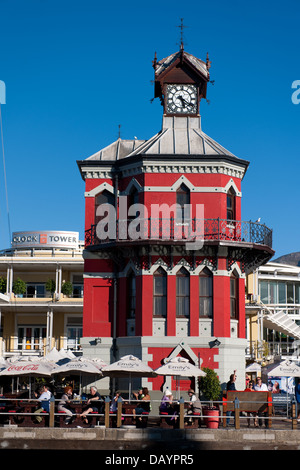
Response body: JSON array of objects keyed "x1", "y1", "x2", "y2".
[
  {"x1": 61, "y1": 281, "x2": 73, "y2": 297},
  {"x1": 45, "y1": 279, "x2": 56, "y2": 300},
  {"x1": 12, "y1": 277, "x2": 26, "y2": 297},
  {"x1": 199, "y1": 367, "x2": 222, "y2": 428},
  {"x1": 0, "y1": 276, "x2": 7, "y2": 294}
]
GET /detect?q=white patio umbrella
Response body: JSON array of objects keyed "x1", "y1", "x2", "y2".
[
  {"x1": 246, "y1": 362, "x2": 261, "y2": 373},
  {"x1": 267, "y1": 359, "x2": 300, "y2": 413},
  {"x1": 266, "y1": 359, "x2": 300, "y2": 378},
  {"x1": 154, "y1": 356, "x2": 206, "y2": 398},
  {"x1": 0, "y1": 357, "x2": 8, "y2": 371},
  {"x1": 51, "y1": 357, "x2": 104, "y2": 376},
  {"x1": 0, "y1": 356, "x2": 54, "y2": 396},
  {"x1": 0, "y1": 361, "x2": 53, "y2": 377},
  {"x1": 51, "y1": 357, "x2": 104, "y2": 395},
  {"x1": 0, "y1": 361, "x2": 54, "y2": 396},
  {"x1": 102, "y1": 355, "x2": 157, "y2": 400}
]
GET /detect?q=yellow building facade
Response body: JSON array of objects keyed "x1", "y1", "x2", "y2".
[{"x1": 0, "y1": 231, "x2": 83, "y2": 358}]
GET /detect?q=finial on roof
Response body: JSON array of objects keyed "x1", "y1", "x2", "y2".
[
  {"x1": 206, "y1": 52, "x2": 211, "y2": 70},
  {"x1": 118, "y1": 124, "x2": 121, "y2": 139},
  {"x1": 177, "y1": 18, "x2": 186, "y2": 51},
  {"x1": 152, "y1": 51, "x2": 157, "y2": 69}
]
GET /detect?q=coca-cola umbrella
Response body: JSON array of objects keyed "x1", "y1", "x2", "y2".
[
  {"x1": 154, "y1": 356, "x2": 206, "y2": 398},
  {"x1": 0, "y1": 361, "x2": 53, "y2": 377},
  {"x1": 102, "y1": 355, "x2": 157, "y2": 400},
  {"x1": 0, "y1": 360, "x2": 54, "y2": 395}
]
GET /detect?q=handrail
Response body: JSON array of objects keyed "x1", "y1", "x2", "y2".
[
  {"x1": 0, "y1": 396, "x2": 297, "y2": 430},
  {"x1": 85, "y1": 218, "x2": 273, "y2": 248}
]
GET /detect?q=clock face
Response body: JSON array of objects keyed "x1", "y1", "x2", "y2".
[{"x1": 166, "y1": 84, "x2": 198, "y2": 114}]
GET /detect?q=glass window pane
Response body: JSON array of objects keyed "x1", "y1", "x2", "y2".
[
  {"x1": 269, "y1": 282, "x2": 277, "y2": 304},
  {"x1": 287, "y1": 283, "x2": 294, "y2": 304},
  {"x1": 260, "y1": 281, "x2": 268, "y2": 303},
  {"x1": 278, "y1": 283, "x2": 286, "y2": 304},
  {"x1": 36, "y1": 285, "x2": 45, "y2": 298},
  {"x1": 296, "y1": 285, "x2": 300, "y2": 304}
]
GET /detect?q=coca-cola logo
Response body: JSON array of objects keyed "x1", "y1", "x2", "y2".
[{"x1": 8, "y1": 364, "x2": 39, "y2": 372}]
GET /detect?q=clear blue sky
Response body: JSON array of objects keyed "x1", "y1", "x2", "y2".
[{"x1": 0, "y1": 0, "x2": 299, "y2": 259}]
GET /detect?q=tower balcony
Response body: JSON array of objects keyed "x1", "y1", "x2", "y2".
[{"x1": 85, "y1": 218, "x2": 274, "y2": 273}]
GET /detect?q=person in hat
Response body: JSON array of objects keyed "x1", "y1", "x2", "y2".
[
  {"x1": 186, "y1": 389, "x2": 202, "y2": 423},
  {"x1": 159, "y1": 388, "x2": 173, "y2": 414}
]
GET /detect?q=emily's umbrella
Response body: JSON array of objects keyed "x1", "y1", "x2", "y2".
[
  {"x1": 51, "y1": 357, "x2": 104, "y2": 394},
  {"x1": 154, "y1": 356, "x2": 206, "y2": 397},
  {"x1": 266, "y1": 359, "x2": 300, "y2": 378},
  {"x1": 267, "y1": 359, "x2": 300, "y2": 413},
  {"x1": 102, "y1": 355, "x2": 156, "y2": 400}
]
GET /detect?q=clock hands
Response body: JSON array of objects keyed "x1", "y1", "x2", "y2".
[{"x1": 178, "y1": 95, "x2": 193, "y2": 108}]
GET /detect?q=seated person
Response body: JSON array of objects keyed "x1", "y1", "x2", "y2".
[
  {"x1": 134, "y1": 387, "x2": 151, "y2": 419},
  {"x1": 110, "y1": 391, "x2": 123, "y2": 413},
  {"x1": 58, "y1": 386, "x2": 75, "y2": 424},
  {"x1": 186, "y1": 389, "x2": 202, "y2": 422},
  {"x1": 79, "y1": 386, "x2": 102, "y2": 424},
  {"x1": 159, "y1": 389, "x2": 173, "y2": 414},
  {"x1": 159, "y1": 389, "x2": 178, "y2": 424},
  {"x1": 34, "y1": 384, "x2": 52, "y2": 423}
]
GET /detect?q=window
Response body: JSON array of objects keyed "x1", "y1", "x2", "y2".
[
  {"x1": 287, "y1": 283, "x2": 294, "y2": 304},
  {"x1": 72, "y1": 275, "x2": 83, "y2": 298},
  {"x1": 26, "y1": 283, "x2": 45, "y2": 298},
  {"x1": 278, "y1": 283, "x2": 286, "y2": 304},
  {"x1": 176, "y1": 267, "x2": 190, "y2": 317},
  {"x1": 230, "y1": 275, "x2": 238, "y2": 319},
  {"x1": 199, "y1": 268, "x2": 213, "y2": 317},
  {"x1": 176, "y1": 184, "x2": 190, "y2": 221},
  {"x1": 128, "y1": 186, "x2": 139, "y2": 209},
  {"x1": 269, "y1": 282, "x2": 278, "y2": 304},
  {"x1": 67, "y1": 317, "x2": 83, "y2": 351},
  {"x1": 260, "y1": 281, "x2": 268, "y2": 304},
  {"x1": 127, "y1": 272, "x2": 136, "y2": 319},
  {"x1": 18, "y1": 326, "x2": 46, "y2": 351},
  {"x1": 227, "y1": 188, "x2": 236, "y2": 221},
  {"x1": 95, "y1": 190, "x2": 115, "y2": 225},
  {"x1": 153, "y1": 267, "x2": 167, "y2": 317}
]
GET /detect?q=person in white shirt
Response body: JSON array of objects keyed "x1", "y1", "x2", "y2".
[
  {"x1": 254, "y1": 377, "x2": 268, "y2": 391},
  {"x1": 254, "y1": 377, "x2": 268, "y2": 427},
  {"x1": 34, "y1": 385, "x2": 52, "y2": 423}
]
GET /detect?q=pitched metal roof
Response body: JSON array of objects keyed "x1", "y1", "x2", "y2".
[
  {"x1": 85, "y1": 138, "x2": 146, "y2": 162},
  {"x1": 126, "y1": 116, "x2": 237, "y2": 157},
  {"x1": 80, "y1": 116, "x2": 248, "y2": 169}
]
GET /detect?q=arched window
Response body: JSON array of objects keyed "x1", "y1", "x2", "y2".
[
  {"x1": 176, "y1": 183, "x2": 190, "y2": 221},
  {"x1": 95, "y1": 190, "x2": 115, "y2": 225},
  {"x1": 199, "y1": 267, "x2": 213, "y2": 318},
  {"x1": 227, "y1": 188, "x2": 236, "y2": 221},
  {"x1": 153, "y1": 267, "x2": 167, "y2": 317},
  {"x1": 176, "y1": 267, "x2": 190, "y2": 317},
  {"x1": 128, "y1": 186, "x2": 139, "y2": 214},
  {"x1": 127, "y1": 272, "x2": 136, "y2": 320},
  {"x1": 230, "y1": 274, "x2": 238, "y2": 319}
]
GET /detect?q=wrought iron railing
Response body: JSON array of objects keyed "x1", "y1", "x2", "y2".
[{"x1": 85, "y1": 218, "x2": 273, "y2": 249}]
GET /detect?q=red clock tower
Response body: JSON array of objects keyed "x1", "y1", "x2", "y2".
[{"x1": 77, "y1": 45, "x2": 274, "y2": 395}]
